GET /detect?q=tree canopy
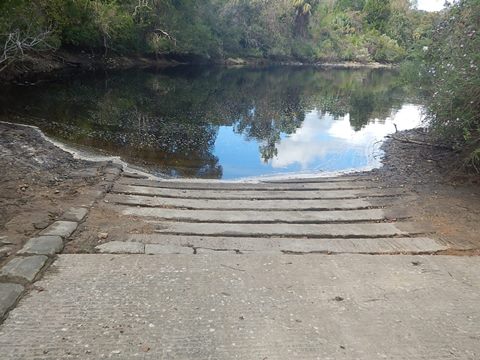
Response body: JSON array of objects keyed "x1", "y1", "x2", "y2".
[{"x1": 0, "y1": 0, "x2": 437, "y2": 66}]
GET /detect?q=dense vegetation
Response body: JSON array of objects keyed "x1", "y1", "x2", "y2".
[
  {"x1": 0, "y1": 0, "x2": 435, "y2": 66},
  {"x1": 419, "y1": 0, "x2": 479, "y2": 170}
]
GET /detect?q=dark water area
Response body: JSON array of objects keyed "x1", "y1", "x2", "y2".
[{"x1": 0, "y1": 66, "x2": 424, "y2": 180}]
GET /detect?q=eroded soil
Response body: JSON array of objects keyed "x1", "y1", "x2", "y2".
[
  {"x1": 364, "y1": 128, "x2": 480, "y2": 250},
  {"x1": 0, "y1": 122, "x2": 111, "y2": 264}
]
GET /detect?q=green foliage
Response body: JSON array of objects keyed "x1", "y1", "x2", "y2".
[
  {"x1": 367, "y1": 33, "x2": 406, "y2": 63},
  {"x1": 0, "y1": 0, "x2": 436, "y2": 66},
  {"x1": 363, "y1": 0, "x2": 391, "y2": 32},
  {"x1": 335, "y1": 0, "x2": 366, "y2": 11},
  {"x1": 421, "y1": 0, "x2": 480, "y2": 171},
  {"x1": 42, "y1": 0, "x2": 145, "y2": 53}
]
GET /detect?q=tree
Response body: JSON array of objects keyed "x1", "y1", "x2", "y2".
[
  {"x1": 363, "y1": 0, "x2": 391, "y2": 33},
  {"x1": 292, "y1": 0, "x2": 316, "y2": 37}
]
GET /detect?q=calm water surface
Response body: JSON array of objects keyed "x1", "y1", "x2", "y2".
[{"x1": 0, "y1": 66, "x2": 424, "y2": 179}]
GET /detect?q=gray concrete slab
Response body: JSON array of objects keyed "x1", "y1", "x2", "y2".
[
  {"x1": 0, "y1": 256, "x2": 48, "y2": 283},
  {"x1": 17, "y1": 236, "x2": 63, "y2": 256},
  {"x1": 108, "y1": 194, "x2": 373, "y2": 210},
  {"x1": 121, "y1": 207, "x2": 389, "y2": 223},
  {"x1": 62, "y1": 207, "x2": 89, "y2": 222},
  {"x1": 40, "y1": 221, "x2": 78, "y2": 239},
  {"x1": 0, "y1": 254, "x2": 479, "y2": 359},
  {"x1": 0, "y1": 246, "x2": 13, "y2": 259},
  {"x1": 119, "y1": 178, "x2": 374, "y2": 191},
  {"x1": 130, "y1": 235, "x2": 447, "y2": 254},
  {"x1": 96, "y1": 241, "x2": 145, "y2": 254},
  {"x1": 104, "y1": 167, "x2": 122, "y2": 176},
  {"x1": 113, "y1": 184, "x2": 403, "y2": 200},
  {"x1": 145, "y1": 244, "x2": 194, "y2": 255},
  {"x1": 0, "y1": 283, "x2": 24, "y2": 320},
  {"x1": 154, "y1": 222, "x2": 412, "y2": 238}
]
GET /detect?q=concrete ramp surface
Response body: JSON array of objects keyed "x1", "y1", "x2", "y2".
[
  {"x1": 0, "y1": 254, "x2": 479, "y2": 359},
  {"x1": 1, "y1": 173, "x2": 478, "y2": 359}
]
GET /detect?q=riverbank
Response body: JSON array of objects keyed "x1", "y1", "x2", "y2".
[
  {"x1": 0, "y1": 50, "x2": 397, "y2": 83},
  {"x1": 0, "y1": 122, "x2": 479, "y2": 263},
  {"x1": 0, "y1": 122, "x2": 120, "y2": 266},
  {"x1": 0, "y1": 51, "x2": 184, "y2": 83},
  {"x1": 363, "y1": 128, "x2": 480, "y2": 251}
]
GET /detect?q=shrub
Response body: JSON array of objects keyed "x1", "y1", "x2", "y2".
[
  {"x1": 367, "y1": 33, "x2": 406, "y2": 63},
  {"x1": 316, "y1": 38, "x2": 338, "y2": 62},
  {"x1": 363, "y1": 0, "x2": 391, "y2": 33},
  {"x1": 291, "y1": 41, "x2": 316, "y2": 61},
  {"x1": 423, "y1": 0, "x2": 480, "y2": 171}
]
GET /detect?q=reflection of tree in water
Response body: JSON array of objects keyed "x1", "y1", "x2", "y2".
[
  {"x1": 218, "y1": 71, "x2": 307, "y2": 162},
  {"x1": 111, "y1": 109, "x2": 222, "y2": 178},
  {"x1": 313, "y1": 69, "x2": 408, "y2": 131},
  {"x1": 0, "y1": 73, "x2": 224, "y2": 178},
  {"x1": 0, "y1": 66, "x2": 417, "y2": 178},
  {"x1": 232, "y1": 99, "x2": 306, "y2": 163}
]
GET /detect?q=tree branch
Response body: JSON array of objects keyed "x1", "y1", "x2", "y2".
[
  {"x1": 0, "y1": 28, "x2": 54, "y2": 72},
  {"x1": 386, "y1": 134, "x2": 454, "y2": 150},
  {"x1": 154, "y1": 29, "x2": 177, "y2": 47}
]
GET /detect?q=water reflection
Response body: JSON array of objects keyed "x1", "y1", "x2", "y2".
[
  {"x1": 0, "y1": 66, "x2": 422, "y2": 179},
  {"x1": 269, "y1": 105, "x2": 422, "y2": 176}
]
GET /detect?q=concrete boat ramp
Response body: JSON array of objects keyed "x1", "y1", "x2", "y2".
[
  {"x1": 101, "y1": 174, "x2": 443, "y2": 255},
  {"x1": 0, "y1": 172, "x2": 479, "y2": 359}
]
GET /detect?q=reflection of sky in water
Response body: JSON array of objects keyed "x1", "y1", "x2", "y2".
[
  {"x1": 214, "y1": 104, "x2": 423, "y2": 180},
  {"x1": 0, "y1": 67, "x2": 425, "y2": 180}
]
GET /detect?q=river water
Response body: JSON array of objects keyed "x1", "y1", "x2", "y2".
[{"x1": 0, "y1": 66, "x2": 424, "y2": 180}]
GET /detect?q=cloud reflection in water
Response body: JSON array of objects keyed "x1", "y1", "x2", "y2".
[{"x1": 264, "y1": 104, "x2": 424, "y2": 178}]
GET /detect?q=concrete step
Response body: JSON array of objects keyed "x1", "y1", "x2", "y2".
[
  {"x1": 153, "y1": 222, "x2": 421, "y2": 238},
  {"x1": 118, "y1": 178, "x2": 376, "y2": 191},
  {"x1": 120, "y1": 207, "x2": 392, "y2": 223},
  {"x1": 112, "y1": 184, "x2": 405, "y2": 200},
  {"x1": 107, "y1": 194, "x2": 374, "y2": 210},
  {"x1": 129, "y1": 234, "x2": 447, "y2": 254}
]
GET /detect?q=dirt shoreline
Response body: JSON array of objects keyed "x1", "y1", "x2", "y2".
[
  {"x1": 0, "y1": 50, "x2": 396, "y2": 83},
  {"x1": 0, "y1": 123, "x2": 479, "y2": 262},
  {"x1": 360, "y1": 128, "x2": 480, "y2": 251},
  {"x1": 0, "y1": 122, "x2": 120, "y2": 266},
  {"x1": 0, "y1": 51, "x2": 183, "y2": 83}
]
